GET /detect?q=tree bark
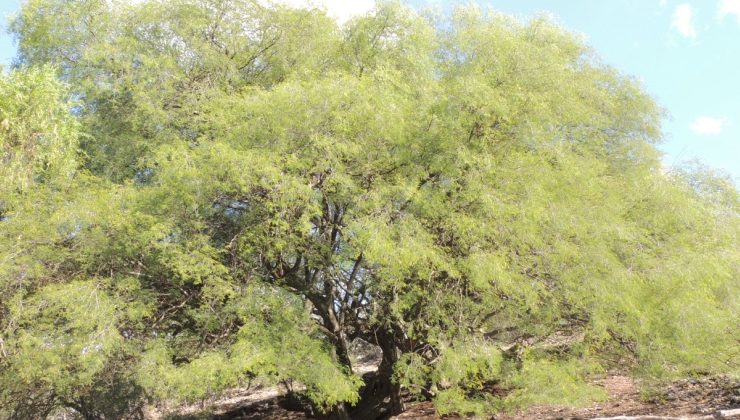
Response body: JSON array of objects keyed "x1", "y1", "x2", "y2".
[
  {"x1": 335, "y1": 330, "x2": 353, "y2": 373},
  {"x1": 376, "y1": 328, "x2": 404, "y2": 416}
]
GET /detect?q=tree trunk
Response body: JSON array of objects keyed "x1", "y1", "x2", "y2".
[
  {"x1": 376, "y1": 329, "x2": 404, "y2": 416},
  {"x1": 309, "y1": 303, "x2": 353, "y2": 419},
  {"x1": 334, "y1": 330, "x2": 353, "y2": 373},
  {"x1": 348, "y1": 327, "x2": 404, "y2": 420}
]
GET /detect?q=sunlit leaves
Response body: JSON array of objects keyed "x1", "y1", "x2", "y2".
[
  {"x1": 1, "y1": 0, "x2": 738, "y2": 418},
  {"x1": 0, "y1": 66, "x2": 78, "y2": 195}
]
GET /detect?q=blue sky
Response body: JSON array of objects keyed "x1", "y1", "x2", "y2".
[{"x1": 1, "y1": 0, "x2": 738, "y2": 180}]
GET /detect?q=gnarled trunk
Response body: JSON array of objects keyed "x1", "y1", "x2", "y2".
[
  {"x1": 348, "y1": 328, "x2": 404, "y2": 420},
  {"x1": 376, "y1": 328, "x2": 404, "y2": 416}
]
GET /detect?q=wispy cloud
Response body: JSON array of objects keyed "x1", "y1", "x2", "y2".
[
  {"x1": 671, "y1": 3, "x2": 697, "y2": 39},
  {"x1": 690, "y1": 116, "x2": 725, "y2": 135},
  {"x1": 719, "y1": 0, "x2": 740, "y2": 22}
]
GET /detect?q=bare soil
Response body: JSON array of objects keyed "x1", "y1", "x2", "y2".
[
  {"x1": 154, "y1": 374, "x2": 740, "y2": 420},
  {"x1": 394, "y1": 375, "x2": 740, "y2": 420}
]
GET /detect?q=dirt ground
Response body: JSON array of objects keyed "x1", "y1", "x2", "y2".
[
  {"x1": 157, "y1": 374, "x2": 740, "y2": 419},
  {"x1": 394, "y1": 375, "x2": 740, "y2": 419}
]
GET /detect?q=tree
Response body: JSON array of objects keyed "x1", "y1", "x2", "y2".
[{"x1": 2, "y1": 1, "x2": 738, "y2": 418}]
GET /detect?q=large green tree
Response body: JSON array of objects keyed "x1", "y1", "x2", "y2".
[{"x1": 1, "y1": 1, "x2": 738, "y2": 418}]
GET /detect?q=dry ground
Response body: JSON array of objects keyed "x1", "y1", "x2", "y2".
[
  {"x1": 393, "y1": 375, "x2": 740, "y2": 419},
  {"x1": 153, "y1": 373, "x2": 740, "y2": 419}
]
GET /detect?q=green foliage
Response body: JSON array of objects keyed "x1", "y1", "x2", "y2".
[
  {"x1": 504, "y1": 354, "x2": 607, "y2": 409},
  {"x1": 1, "y1": 0, "x2": 738, "y2": 418},
  {"x1": 433, "y1": 343, "x2": 504, "y2": 391},
  {"x1": 433, "y1": 387, "x2": 498, "y2": 418},
  {"x1": 134, "y1": 282, "x2": 362, "y2": 410},
  {"x1": 6, "y1": 281, "x2": 122, "y2": 391},
  {"x1": 0, "y1": 281, "x2": 141, "y2": 419},
  {"x1": 395, "y1": 341, "x2": 506, "y2": 416},
  {"x1": 0, "y1": 66, "x2": 78, "y2": 199}
]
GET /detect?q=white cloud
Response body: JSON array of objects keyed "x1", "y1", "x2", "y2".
[
  {"x1": 689, "y1": 116, "x2": 725, "y2": 135},
  {"x1": 671, "y1": 3, "x2": 697, "y2": 39},
  {"x1": 274, "y1": 0, "x2": 375, "y2": 24},
  {"x1": 660, "y1": 0, "x2": 668, "y2": 7},
  {"x1": 719, "y1": 0, "x2": 740, "y2": 22}
]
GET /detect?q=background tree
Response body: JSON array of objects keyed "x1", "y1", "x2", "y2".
[{"x1": 2, "y1": 1, "x2": 738, "y2": 418}]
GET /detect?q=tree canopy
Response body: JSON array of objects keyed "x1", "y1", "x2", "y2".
[{"x1": 1, "y1": 1, "x2": 738, "y2": 418}]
